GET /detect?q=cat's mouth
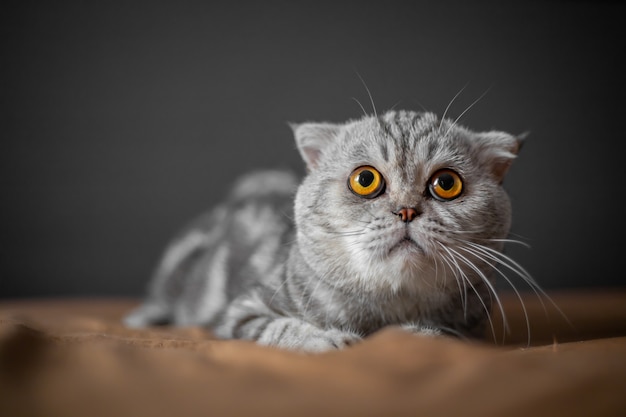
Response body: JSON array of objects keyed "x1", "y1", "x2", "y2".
[{"x1": 389, "y1": 235, "x2": 424, "y2": 255}]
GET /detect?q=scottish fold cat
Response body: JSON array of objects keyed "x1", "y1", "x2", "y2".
[{"x1": 125, "y1": 110, "x2": 525, "y2": 352}]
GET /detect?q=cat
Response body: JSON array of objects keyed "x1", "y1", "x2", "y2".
[{"x1": 125, "y1": 110, "x2": 524, "y2": 352}]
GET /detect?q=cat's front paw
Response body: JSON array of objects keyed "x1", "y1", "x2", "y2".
[
  {"x1": 257, "y1": 318, "x2": 361, "y2": 353},
  {"x1": 309, "y1": 327, "x2": 362, "y2": 351},
  {"x1": 400, "y1": 323, "x2": 443, "y2": 337}
]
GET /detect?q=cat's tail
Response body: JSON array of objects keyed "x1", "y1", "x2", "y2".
[
  {"x1": 124, "y1": 230, "x2": 211, "y2": 328},
  {"x1": 124, "y1": 301, "x2": 173, "y2": 328}
]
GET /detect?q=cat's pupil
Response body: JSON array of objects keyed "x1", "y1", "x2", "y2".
[
  {"x1": 358, "y1": 170, "x2": 375, "y2": 187},
  {"x1": 438, "y1": 173, "x2": 455, "y2": 190}
]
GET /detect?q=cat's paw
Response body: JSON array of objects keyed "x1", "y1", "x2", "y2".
[
  {"x1": 124, "y1": 302, "x2": 171, "y2": 328},
  {"x1": 400, "y1": 323, "x2": 443, "y2": 337},
  {"x1": 306, "y1": 327, "x2": 362, "y2": 352},
  {"x1": 257, "y1": 318, "x2": 362, "y2": 353}
]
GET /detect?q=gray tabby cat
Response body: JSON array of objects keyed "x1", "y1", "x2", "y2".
[{"x1": 125, "y1": 110, "x2": 523, "y2": 352}]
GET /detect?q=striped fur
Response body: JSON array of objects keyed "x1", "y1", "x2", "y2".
[{"x1": 125, "y1": 111, "x2": 522, "y2": 352}]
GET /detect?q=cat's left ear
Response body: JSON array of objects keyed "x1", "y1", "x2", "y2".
[
  {"x1": 475, "y1": 131, "x2": 527, "y2": 183},
  {"x1": 290, "y1": 122, "x2": 342, "y2": 171}
]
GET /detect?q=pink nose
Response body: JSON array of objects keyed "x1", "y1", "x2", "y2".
[{"x1": 396, "y1": 208, "x2": 418, "y2": 223}]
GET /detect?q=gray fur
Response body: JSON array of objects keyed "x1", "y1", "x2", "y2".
[{"x1": 125, "y1": 110, "x2": 522, "y2": 352}]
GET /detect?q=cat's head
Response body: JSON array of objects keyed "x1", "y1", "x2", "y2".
[{"x1": 291, "y1": 110, "x2": 522, "y2": 295}]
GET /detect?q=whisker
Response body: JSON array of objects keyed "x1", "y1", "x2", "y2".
[
  {"x1": 445, "y1": 245, "x2": 506, "y2": 343},
  {"x1": 389, "y1": 99, "x2": 403, "y2": 111},
  {"x1": 464, "y1": 241, "x2": 542, "y2": 295},
  {"x1": 479, "y1": 238, "x2": 531, "y2": 249},
  {"x1": 457, "y1": 244, "x2": 530, "y2": 346},
  {"x1": 437, "y1": 244, "x2": 468, "y2": 314},
  {"x1": 444, "y1": 86, "x2": 492, "y2": 138},
  {"x1": 439, "y1": 243, "x2": 499, "y2": 342},
  {"x1": 462, "y1": 240, "x2": 573, "y2": 330},
  {"x1": 437, "y1": 325, "x2": 469, "y2": 340},
  {"x1": 462, "y1": 240, "x2": 544, "y2": 311},
  {"x1": 323, "y1": 275, "x2": 339, "y2": 327},
  {"x1": 356, "y1": 71, "x2": 378, "y2": 118},
  {"x1": 302, "y1": 272, "x2": 325, "y2": 319},
  {"x1": 439, "y1": 251, "x2": 468, "y2": 318},
  {"x1": 279, "y1": 209, "x2": 296, "y2": 223},
  {"x1": 432, "y1": 253, "x2": 440, "y2": 287},
  {"x1": 445, "y1": 228, "x2": 489, "y2": 236},
  {"x1": 326, "y1": 231, "x2": 369, "y2": 237},
  {"x1": 268, "y1": 275, "x2": 290, "y2": 308},
  {"x1": 409, "y1": 98, "x2": 428, "y2": 113},
  {"x1": 508, "y1": 232, "x2": 532, "y2": 241},
  {"x1": 439, "y1": 83, "x2": 468, "y2": 131},
  {"x1": 351, "y1": 97, "x2": 369, "y2": 117}
]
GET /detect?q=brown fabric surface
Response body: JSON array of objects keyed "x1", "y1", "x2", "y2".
[{"x1": 1, "y1": 291, "x2": 626, "y2": 417}]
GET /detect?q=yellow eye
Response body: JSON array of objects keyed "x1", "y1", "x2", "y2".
[
  {"x1": 348, "y1": 166, "x2": 385, "y2": 198},
  {"x1": 429, "y1": 169, "x2": 463, "y2": 201}
]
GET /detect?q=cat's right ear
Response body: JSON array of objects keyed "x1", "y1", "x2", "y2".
[{"x1": 289, "y1": 122, "x2": 342, "y2": 171}]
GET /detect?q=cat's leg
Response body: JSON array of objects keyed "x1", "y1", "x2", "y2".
[
  {"x1": 400, "y1": 323, "x2": 444, "y2": 337},
  {"x1": 400, "y1": 285, "x2": 491, "y2": 340},
  {"x1": 214, "y1": 295, "x2": 362, "y2": 352},
  {"x1": 124, "y1": 230, "x2": 209, "y2": 327}
]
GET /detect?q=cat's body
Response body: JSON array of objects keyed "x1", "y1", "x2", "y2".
[{"x1": 126, "y1": 110, "x2": 522, "y2": 352}]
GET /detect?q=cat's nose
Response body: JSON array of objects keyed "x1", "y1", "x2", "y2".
[{"x1": 394, "y1": 207, "x2": 419, "y2": 223}]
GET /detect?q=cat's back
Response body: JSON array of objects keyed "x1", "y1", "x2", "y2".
[
  {"x1": 212, "y1": 169, "x2": 299, "y2": 297},
  {"x1": 217, "y1": 169, "x2": 299, "y2": 257},
  {"x1": 126, "y1": 170, "x2": 299, "y2": 327}
]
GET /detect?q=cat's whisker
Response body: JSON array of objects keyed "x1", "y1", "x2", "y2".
[
  {"x1": 436, "y1": 325, "x2": 469, "y2": 340},
  {"x1": 318, "y1": 229, "x2": 370, "y2": 238},
  {"x1": 508, "y1": 232, "x2": 532, "y2": 241},
  {"x1": 323, "y1": 277, "x2": 340, "y2": 327},
  {"x1": 389, "y1": 100, "x2": 403, "y2": 111},
  {"x1": 351, "y1": 97, "x2": 369, "y2": 118},
  {"x1": 447, "y1": 246, "x2": 505, "y2": 343},
  {"x1": 463, "y1": 240, "x2": 542, "y2": 297},
  {"x1": 439, "y1": 83, "x2": 467, "y2": 131},
  {"x1": 443, "y1": 86, "x2": 492, "y2": 138},
  {"x1": 409, "y1": 98, "x2": 428, "y2": 113},
  {"x1": 445, "y1": 228, "x2": 490, "y2": 237},
  {"x1": 302, "y1": 270, "x2": 326, "y2": 319},
  {"x1": 437, "y1": 243, "x2": 472, "y2": 320},
  {"x1": 477, "y1": 238, "x2": 531, "y2": 249},
  {"x1": 356, "y1": 71, "x2": 377, "y2": 118},
  {"x1": 279, "y1": 208, "x2": 296, "y2": 222},
  {"x1": 457, "y1": 244, "x2": 529, "y2": 346},
  {"x1": 268, "y1": 275, "x2": 290, "y2": 309},
  {"x1": 461, "y1": 240, "x2": 573, "y2": 330},
  {"x1": 432, "y1": 254, "x2": 441, "y2": 287},
  {"x1": 441, "y1": 245, "x2": 499, "y2": 344},
  {"x1": 281, "y1": 238, "x2": 298, "y2": 247},
  {"x1": 361, "y1": 206, "x2": 384, "y2": 222},
  {"x1": 438, "y1": 250, "x2": 468, "y2": 318},
  {"x1": 448, "y1": 229, "x2": 484, "y2": 234},
  {"x1": 349, "y1": 219, "x2": 379, "y2": 231}
]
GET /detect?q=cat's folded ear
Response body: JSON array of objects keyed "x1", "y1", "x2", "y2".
[
  {"x1": 475, "y1": 131, "x2": 527, "y2": 183},
  {"x1": 289, "y1": 122, "x2": 342, "y2": 171}
]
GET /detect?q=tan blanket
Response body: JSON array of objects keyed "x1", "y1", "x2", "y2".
[{"x1": 1, "y1": 291, "x2": 625, "y2": 417}]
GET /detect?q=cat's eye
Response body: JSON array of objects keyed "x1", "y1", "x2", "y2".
[
  {"x1": 348, "y1": 166, "x2": 385, "y2": 198},
  {"x1": 429, "y1": 169, "x2": 463, "y2": 201}
]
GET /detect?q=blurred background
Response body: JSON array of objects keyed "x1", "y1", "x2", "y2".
[{"x1": 2, "y1": 1, "x2": 624, "y2": 299}]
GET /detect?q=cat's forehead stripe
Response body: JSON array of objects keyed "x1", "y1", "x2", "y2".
[
  {"x1": 371, "y1": 111, "x2": 444, "y2": 174},
  {"x1": 379, "y1": 140, "x2": 389, "y2": 162}
]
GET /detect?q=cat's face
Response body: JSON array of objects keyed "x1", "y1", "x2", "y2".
[{"x1": 293, "y1": 111, "x2": 521, "y2": 295}]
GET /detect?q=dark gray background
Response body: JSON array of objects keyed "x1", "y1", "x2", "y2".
[{"x1": 2, "y1": 1, "x2": 625, "y2": 299}]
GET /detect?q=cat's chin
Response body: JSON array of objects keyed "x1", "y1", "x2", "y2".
[{"x1": 388, "y1": 236, "x2": 425, "y2": 256}]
